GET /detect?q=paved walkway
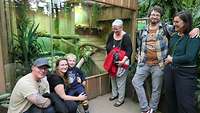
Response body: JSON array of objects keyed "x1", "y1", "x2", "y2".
[{"x1": 88, "y1": 93, "x2": 140, "y2": 113}]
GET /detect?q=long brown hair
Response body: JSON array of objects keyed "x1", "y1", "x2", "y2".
[
  {"x1": 54, "y1": 58, "x2": 69, "y2": 84},
  {"x1": 174, "y1": 11, "x2": 192, "y2": 34}
]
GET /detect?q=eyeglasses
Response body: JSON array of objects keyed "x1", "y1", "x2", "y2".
[
  {"x1": 150, "y1": 14, "x2": 160, "y2": 17},
  {"x1": 112, "y1": 27, "x2": 121, "y2": 32}
]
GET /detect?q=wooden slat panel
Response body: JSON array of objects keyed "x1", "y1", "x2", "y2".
[
  {"x1": 86, "y1": 77, "x2": 100, "y2": 99},
  {"x1": 85, "y1": 73, "x2": 110, "y2": 99},
  {"x1": 98, "y1": 7, "x2": 132, "y2": 21},
  {"x1": 99, "y1": 73, "x2": 110, "y2": 95},
  {"x1": 93, "y1": 0, "x2": 137, "y2": 11},
  {"x1": 123, "y1": 0, "x2": 129, "y2": 8}
]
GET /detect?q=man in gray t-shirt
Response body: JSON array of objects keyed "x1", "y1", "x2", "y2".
[{"x1": 8, "y1": 58, "x2": 55, "y2": 113}]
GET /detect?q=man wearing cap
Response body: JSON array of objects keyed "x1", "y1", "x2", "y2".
[{"x1": 8, "y1": 58, "x2": 55, "y2": 113}]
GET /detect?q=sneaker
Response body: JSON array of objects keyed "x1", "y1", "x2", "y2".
[
  {"x1": 141, "y1": 108, "x2": 153, "y2": 113},
  {"x1": 113, "y1": 100, "x2": 124, "y2": 107},
  {"x1": 148, "y1": 108, "x2": 153, "y2": 113},
  {"x1": 109, "y1": 96, "x2": 118, "y2": 101}
]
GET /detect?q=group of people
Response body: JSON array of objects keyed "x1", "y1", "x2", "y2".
[
  {"x1": 8, "y1": 53, "x2": 89, "y2": 113},
  {"x1": 8, "y1": 5, "x2": 200, "y2": 113},
  {"x1": 105, "y1": 5, "x2": 200, "y2": 113}
]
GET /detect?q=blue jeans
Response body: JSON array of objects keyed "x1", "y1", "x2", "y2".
[
  {"x1": 132, "y1": 64, "x2": 163, "y2": 112},
  {"x1": 24, "y1": 104, "x2": 55, "y2": 113}
]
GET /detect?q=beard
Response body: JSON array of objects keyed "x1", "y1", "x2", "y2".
[{"x1": 150, "y1": 19, "x2": 160, "y2": 25}]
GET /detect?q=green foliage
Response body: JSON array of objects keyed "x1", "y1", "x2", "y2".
[
  {"x1": 138, "y1": 0, "x2": 200, "y2": 27},
  {"x1": 12, "y1": 1, "x2": 43, "y2": 75},
  {"x1": 91, "y1": 3, "x2": 101, "y2": 27},
  {"x1": 13, "y1": 22, "x2": 42, "y2": 70}
]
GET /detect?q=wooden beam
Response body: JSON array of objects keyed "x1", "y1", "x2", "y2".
[
  {"x1": 0, "y1": 0, "x2": 6, "y2": 93},
  {"x1": 92, "y1": 0, "x2": 137, "y2": 11},
  {"x1": 130, "y1": 7, "x2": 137, "y2": 63}
]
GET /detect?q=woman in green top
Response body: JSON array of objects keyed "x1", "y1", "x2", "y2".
[{"x1": 164, "y1": 11, "x2": 200, "y2": 113}]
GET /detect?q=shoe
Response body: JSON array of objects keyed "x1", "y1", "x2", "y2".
[
  {"x1": 141, "y1": 108, "x2": 153, "y2": 113},
  {"x1": 113, "y1": 100, "x2": 124, "y2": 107},
  {"x1": 109, "y1": 96, "x2": 118, "y2": 101},
  {"x1": 148, "y1": 108, "x2": 153, "y2": 113}
]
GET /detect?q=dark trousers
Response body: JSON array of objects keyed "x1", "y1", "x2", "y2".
[
  {"x1": 24, "y1": 104, "x2": 55, "y2": 113},
  {"x1": 164, "y1": 65, "x2": 197, "y2": 113},
  {"x1": 67, "y1": 85, "x2": 85, "y2": 96},
  {"x1": 64, "y1": 100, "x2": 78, "y2": 113},
  {"x1": 24, "y1": 100, "x2": 77, "y2": 113}
]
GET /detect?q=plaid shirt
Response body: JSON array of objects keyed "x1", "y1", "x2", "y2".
[{"x1": 137, "y1": 23, "x2": 173, "y2": 68}]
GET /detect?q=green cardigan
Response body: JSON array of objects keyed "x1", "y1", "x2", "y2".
[{"x1": 169, "y1": 33, "x2": 200, "y2": 66}]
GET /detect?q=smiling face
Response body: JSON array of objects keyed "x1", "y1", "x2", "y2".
[
  {"x1": 57, "y1": 59, "x2": 68, "y2": 75},
  {"x1": 67, "y1": 57, "x2": 76, "y2": 68},
  {"x1": 112, "y1": 25, "x2": 123, "y2": 36},
  {"x1": 173, "y1": 16, "x2": 185, "y2": 33},
  {"x1": 32, "y1": 65, "x2": 49, "y2": 80},
  {"x1": 149, "y1": 10, "x2": 161, "y2": 25}
]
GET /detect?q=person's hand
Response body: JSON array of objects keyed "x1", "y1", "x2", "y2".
[
  {"x1": 189, "y1": 28, "x2": 199, "y2": 38},
  {"x1": 82, "y1": 81, "x2": 86, "y2": 86},
  {"x1": 78, "y1": 92, "x2": 87, "y2": 101},
  {"x1": 77, "y1": 77, "x2": 81, "y2": 83},
  {"x1": 116, "y1": 60, "x2": 124, "y2": 66},
  {"x1": 135, "y1": 54, "x2": 138, "y2": 61},
  {"x1": 165, "y1": 55, "x2": 173, "y2": 64}
]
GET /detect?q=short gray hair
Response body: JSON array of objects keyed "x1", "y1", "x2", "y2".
[{"x1": 112, "y1": 19, "x2": 123, "y2": 27}]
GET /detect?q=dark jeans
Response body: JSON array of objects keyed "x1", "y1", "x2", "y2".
[
  {"x1": 64, "y1": 100, "x2": 78, "y2": 113},
  {"x1": 68, "y1": 85, "x2": 85, "y2": 96},
  {"x1": 164, "y1": 65, "x2": 197, "y2": 113},
  {"x1": 23, "y1": 104, "x2": 55, "y2": 113}
]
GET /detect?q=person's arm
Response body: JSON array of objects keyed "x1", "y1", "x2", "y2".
[
  {"x1": 26, "y1": 93, "x2": 51, "y2": 108},
  {"x1": 117, "y1": 35, "x2": 132, "y2": 65},
  {"x1": 54, "y1": 84, "x2": 87, "y2": 101},
  {"x1": 169, "y1": 24, "x2": 199, "y2": 38},
  {"x1": 77, "y1": 68, "x2": 86, "y2": 86},
  {"x1": 82, "y1": 81, "x2": 86, "y2": 86},
  {"x1": 124, "y1": 34, "x2": 133, "y2": 59}
]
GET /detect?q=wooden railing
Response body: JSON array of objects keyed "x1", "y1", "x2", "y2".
[{"x1": 85, "y1": 73, "x2": 110, "y2": 99}]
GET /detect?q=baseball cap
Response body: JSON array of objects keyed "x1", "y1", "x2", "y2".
[{"x1": 33, "y1": 58, "x2": 50, "y2": 68}]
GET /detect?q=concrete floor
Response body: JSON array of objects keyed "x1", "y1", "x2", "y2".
[{"x1": 88, "y1": 93, "x2": 140, "y2": 113}]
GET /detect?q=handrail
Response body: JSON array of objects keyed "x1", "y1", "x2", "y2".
[{"x1": 86, "y1": 72, "x2": 108, "y2": 79}]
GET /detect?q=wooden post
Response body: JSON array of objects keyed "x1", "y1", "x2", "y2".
[
  {"x1": 131, "y1": 10, "x2": 137, "y2": 63},
  {"x1": 0, "y1": 0, "x2": 12, "y2": 93},
  {"x1": 0, "y1": 1, "x2": 6, "y2": 92}
]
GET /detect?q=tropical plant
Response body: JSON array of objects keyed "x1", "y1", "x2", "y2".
[
  {"x1": 138, "y1": 0, "x2": 200, "y2": 27},
  {"x1": 13, "y1": 23, "x2": 42, "y2": 67},
  {"x1": 12, "y1": 1, "x2": 43, "y2": 74}
]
